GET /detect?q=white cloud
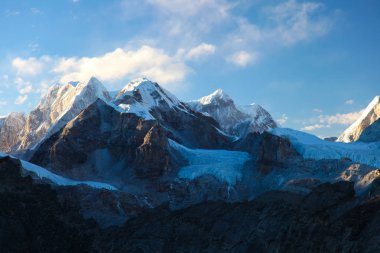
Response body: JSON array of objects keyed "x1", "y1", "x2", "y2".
[
  {"x1": 12, "y1": 56, "x2": 51, "y2": 76},
  {"x1": 301, "y1": 124, "x2": 328, "y2": 131},
  {"x1": 15, "y1": 95, "x2": 28, "y2": 105},
  {"x1": 299, "y1": 109, "x2": 363, "y2": 133},
  {"x1": 228, "y1": 51, "x2": 257, "y2": 67},
  {"x1": 14, "y1": 77, "x2": 33, "y2": 95},
  {"x1": 53, "y1": 46, "x2": 189, "y2": 86},
  {"x1": 313, "y1": 108, "x2": 323, "y2": 113},
  {"x1": 277, "y1": 114, "x2": 288, "y2": 125},
  {"x1": 318, "y1": 110, "x2": 363, "y2": 125},
  {"x1": 186, "y1": 43, "x2": 216, "y2": 60},
  {"x1": 345, "y1": 99, "x2": 354, "y2": 105}
]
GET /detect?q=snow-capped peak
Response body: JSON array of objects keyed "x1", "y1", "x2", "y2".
[
  {"x1": 73, "y1": 77, "x2": 110, "y2": 101},
  {"x1": 17, "y1": 77, "x2": 111, "y2": 151},
  {"x1": 337, "y1": 95, "x2": 380, "y2": 142},
  {"x1": 188, "y1": 90, "x2": 277, "y2": 137},
  {"x1": 114, "y1": 78, "x2": 183, "y2": 116},
  {"x1": 197, "y1": 89, "x2": 231, "y2": 105}
]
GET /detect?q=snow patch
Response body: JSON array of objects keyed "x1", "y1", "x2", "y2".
[
  {"x1": 0, "y1": 153, "x2": 116, "y2": 190},
  {"x1": 21, "y1": 160, "x2": 117, "y2": 190}
]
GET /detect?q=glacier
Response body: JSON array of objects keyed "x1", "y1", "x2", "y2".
[
  {"x1": 169, "y1": 139, "x2": 252, "y2": 185},
  {"x1": 271, "y1": 128, "x2": 380, "y2": 168}
]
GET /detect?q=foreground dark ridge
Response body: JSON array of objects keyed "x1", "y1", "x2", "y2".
[{"x1": 1, "y1": 156, "x2": 379, "y2": 253}]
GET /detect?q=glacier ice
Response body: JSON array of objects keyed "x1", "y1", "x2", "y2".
[
  {"x1": 271, "y1": 128, "x2": 380, "y2": 168},
  {"x1": 169, "y1": 139, "x2": 252, "y2": 185}
]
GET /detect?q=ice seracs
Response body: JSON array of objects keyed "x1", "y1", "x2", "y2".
[
  {"x1": 337, "y1": 96, "x2": 380, "y2": 142},
  {"x1": 188, "y1": 89, "x2": 277, "y2": 137},
  {"x1": 169, "y1": 139, "x2": 252, "y2": 185}
]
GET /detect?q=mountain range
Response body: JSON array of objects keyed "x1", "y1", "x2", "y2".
[{"x1": 0, "y1": 77, "x2": 379, "y2": 252}]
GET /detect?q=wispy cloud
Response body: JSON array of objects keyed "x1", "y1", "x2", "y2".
[
  {"x1": 222, "y1": 0, "x2": 335, "y2": 64},
  {"x1": 227, "y1": 51, "x2": 258, "y2": 67},
  {"x1": 15, "y1": 78, "x2": 33, "y2": 95},
  {"x1": 263, "y1": 0, "x2": 332, "y2": 45},
  {"x1": 277, "y1": 114, "x2": 289, "y2": 125},
  {"x1": 300, "y1": 110, "x2": 363, "y2": 132},
  {"x1": 121, "y1": 0, "x2": 336, "y2": 68},
  {"x1": 15, "y1": 95, "x2": 28, "y2": 105},
  {"x1": 345, "y1": 99, "x2": 354, "y2": 105},
  {"x1": 301, "y1": 124, "x2": 328, "y2": 131},
  {"x1": 186, "y1": 43, "x2": 216, "y2": 60},
  {"x1": 30, "y1": 8, "x2": 41, "y2": 15},
  {"x1": 318, "y1": 111, "x2": 362, "y2": 125}
]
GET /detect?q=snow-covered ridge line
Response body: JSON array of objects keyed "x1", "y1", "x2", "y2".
[
  {"x1": 188, "y1": 89, "x2": 277, "y2": 138},
  {"x1": 114, "y1": 77, "x2": 192, "y2": 119},
  {"x1": 271, "y1": 128, "x2": 380, "y2": 168},
  {"x1": 337, "y1": 95, "x2": 380, "y2": 142},
  {"x1": 0, "y1": 153, "x2": 117, "y2": 190},
  {"x1": 193, "y1": 89, "x2": 230, "y2": 105},
  {"x1": 169, "y1": 139, "x2": 252, "y2": 185}
]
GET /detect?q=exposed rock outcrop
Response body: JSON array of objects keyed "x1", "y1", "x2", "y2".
[
  {"x1": 358, "y1": 118, "x2": 380, "y2": 142},
  {"x1": 0, "y1": 112, "x2": 26, "y2": 153},
  {"x1": 96, "y1": 181, "x2": 380, "y2": 253},
  {"x1": 0, "y1": 156, "x2": 96, "y2": 252}
]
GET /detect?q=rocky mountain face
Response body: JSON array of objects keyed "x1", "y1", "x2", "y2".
[
  {"x1": 30, "y1": 79, "x2": 233, "y2": 185},
  {"x1": 188, "y1": 89, "x2": 277, "y2": 138},
  {"x1": 2, "y1": 76, "x2": 380, "y2": 251},
  {"x1": 358, "y1": 118, "x2": 380, "y2": 142},
  {"x1": 114, "y1": 78, "x2": 232, "y2": 148},
  {"x1": 0, "y1": 112, "x2": 26, "y2": 152},
  {"x1": 29, "y1": 79, "x2": 244, "y2": 213},
  {"x1": 0, "y1": 156, "x2": 96, "y2": 252},
  {"x1": 98, "y1": 181, "x2": 380, "y2": 253},
  {"x1": 30, "y1": 99, "x2": 181, "y2": 183},
  {"x1": 338, "y1": 96, "x2": 380, "y2": 142}
]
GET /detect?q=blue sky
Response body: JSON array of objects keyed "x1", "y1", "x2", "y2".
[{"x1": 0, "y1": 0, "x2": 379, "y2": 137}]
